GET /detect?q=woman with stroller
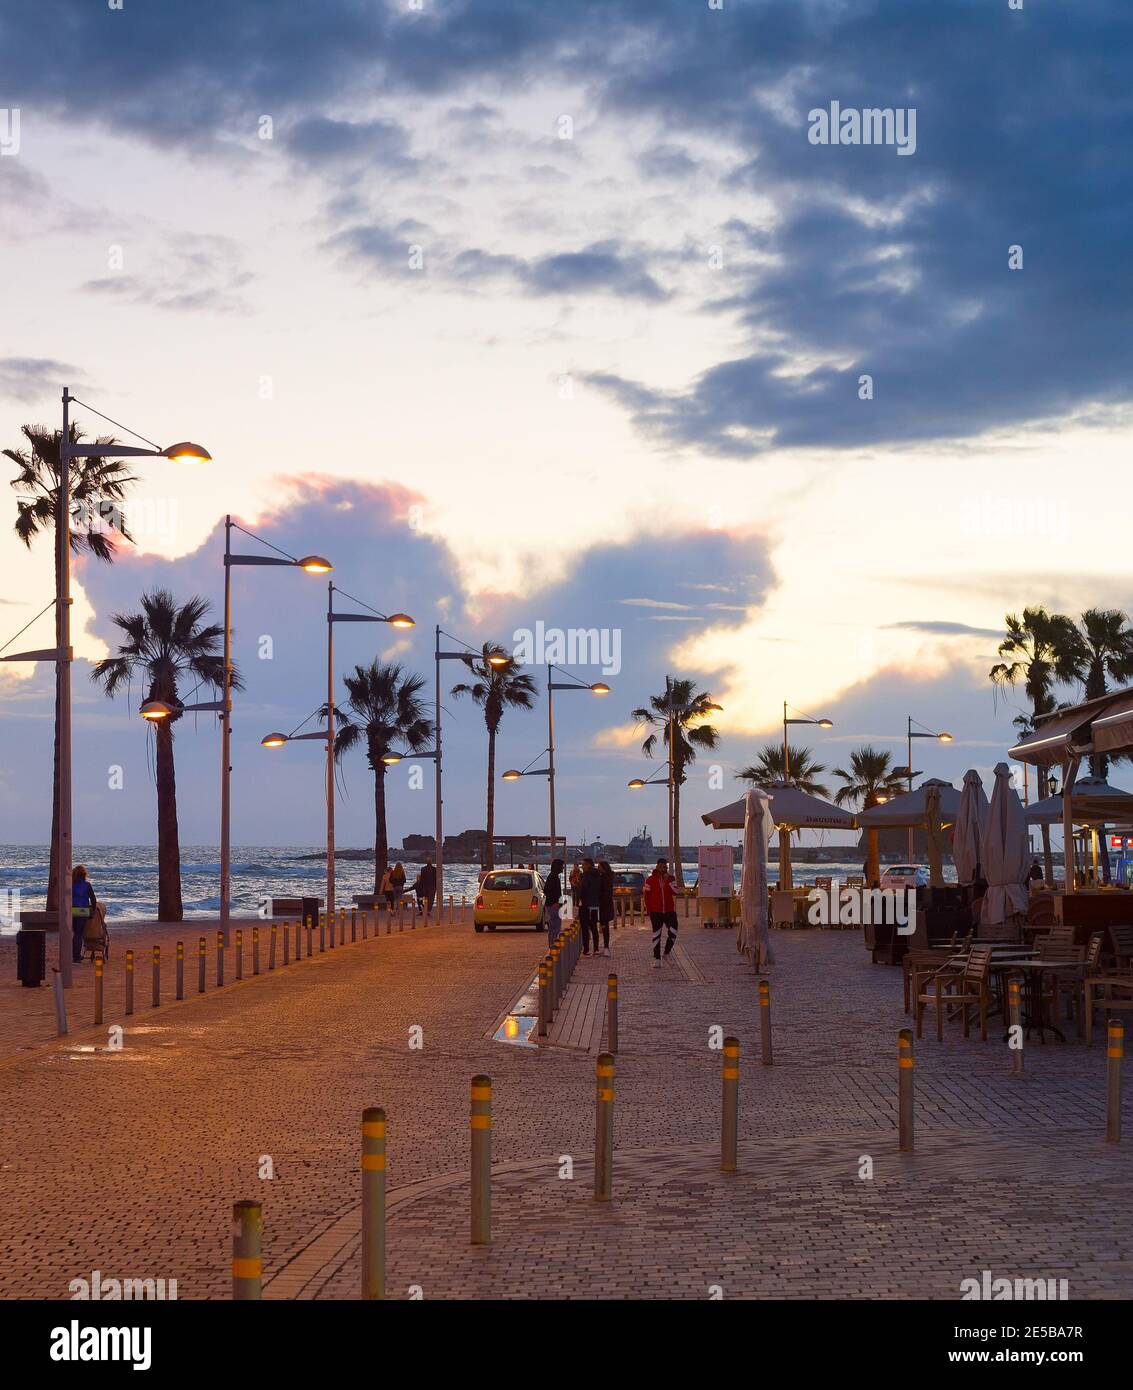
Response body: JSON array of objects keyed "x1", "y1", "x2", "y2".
[{"x1": 71, "y1": 865, "x2": 98, "y2": 965}]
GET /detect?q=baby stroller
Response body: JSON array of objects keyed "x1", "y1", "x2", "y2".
[{"x1": 83, "y1": 901, "x2": 110, "y2": 961}]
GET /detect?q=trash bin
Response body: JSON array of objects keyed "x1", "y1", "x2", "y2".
[
  {"x1": 301, "y1": 897, "x2": 319, "y2": 933},
  {"x1": 16, "y1": 928, "x2": 46, "y2": 987}
]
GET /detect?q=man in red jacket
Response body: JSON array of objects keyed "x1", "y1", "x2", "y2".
[{"x1": 643, "y1": 858, "x2": 678, "y2": 967}]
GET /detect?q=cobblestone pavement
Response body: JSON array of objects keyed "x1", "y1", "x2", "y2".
[{"x1": 0, "y1": 914, "x2": 1129, "y2": 1300}]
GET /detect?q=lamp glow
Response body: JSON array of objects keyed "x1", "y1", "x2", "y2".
[
  {"x1": 818, "y1": 719, "x2": 834, "y2": 729},
  {"x1": 387, "y1": 613, "x2": 415, "y2": 629},
  {"x1": 487, "y1": 653, "x2": 511, "y2": 668},
  {"x1": 502, "y1": 769, "x2": 522, "y2": 781},
  {"x1": 627, "y1": 778, "x2": 646, "y2": 789},
  {"x1": 139, "y1": 699, "x2": 174, "y2": 720},
  {"x1": 261, "y1": 732, "x2": 288, "y2": 748},
  {"x1": 382, "y1": 752, "x2": 402, "y2": 765},
  {"x1": 296, "y1": 555, "x2": 333, "y2": 574},
  {"x1": 938, "y1": 732, "x2": 953, "y2": 743},
  {"x1": 590, "y1": 682, "x2": 611, "y2": 695},
  {"x1": 161, "y1": 441, "x2": 212, "y2": 462}
]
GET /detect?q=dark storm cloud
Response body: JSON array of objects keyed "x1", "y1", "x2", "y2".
[
  {"x1": 3, "y1": 1, "x2": 1129, "y2": 449},
  {"x1": 286, "y1": 116, "x2": 418, "y2": 171}
]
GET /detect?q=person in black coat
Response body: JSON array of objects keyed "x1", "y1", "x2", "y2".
[
  {"x1": 578, "y1": 857, "x2": 602, "y2": 956},
  {"x1": 544, "y1": 858, "x2": 564, "y2": 944},
  {"x1": 597, "y1": 860, "x2": 615, "y2": 955}
]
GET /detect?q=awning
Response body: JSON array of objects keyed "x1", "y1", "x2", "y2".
[
  {"x1": 1091, "y1": 694, "x2": 1133, "y2": 757},
  {"x1": 702, "y1": 782, "x2": 856, "y2": 831},
  {"x1": 855, "y1": 778, "x2": 962, "y2": 829},
  {"x1": 1023, "y1": 776, "x2": 1133, "y2": 825}
]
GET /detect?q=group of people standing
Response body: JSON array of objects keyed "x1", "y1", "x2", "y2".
[
  {"x1": 378, "y1": 859, "x2": 437, "y2": 915},
  {"x1": 541, "y1": 855, "x2": 679, "y2": 966}
]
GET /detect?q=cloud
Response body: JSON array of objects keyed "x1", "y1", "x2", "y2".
[
  {"x1": 285, "y1": 115, "x2": 418, "y2": 171},
  {"x1": 79, "y1": 234, "x2": 254, "y2": 314},
  {"x1": 0, "y1": 357, "x2": 85, "y2": 403},
  {"x1": 885, "y1": 620, "x2": 1004, "y2": 640}
]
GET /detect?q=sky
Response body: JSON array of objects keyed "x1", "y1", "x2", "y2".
[{"x1": 0, "y1": 0, "x2": 1130, "y2": 852}]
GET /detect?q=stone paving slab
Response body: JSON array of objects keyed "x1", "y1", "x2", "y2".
[{"x1": 0, "y1": 915, "x2": 1128, "y2": 1300}]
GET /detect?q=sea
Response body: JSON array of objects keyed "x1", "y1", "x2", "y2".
[{"x1": 0, "y1": 844, "x2": 956, "y2": 924}]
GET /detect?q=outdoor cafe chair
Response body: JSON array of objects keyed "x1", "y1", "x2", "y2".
[{"x1": 916, "y1": 944, "x2": 995, "y2": 1043}]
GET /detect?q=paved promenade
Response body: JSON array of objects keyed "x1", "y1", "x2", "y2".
[{"x1": 0, "y1": 913, "x2": 1128, "y2": 1300}]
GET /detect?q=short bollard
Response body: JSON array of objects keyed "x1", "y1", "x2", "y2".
[
  {"x1": 232, "y1": 1200, "x2": 262, "y2": 1300},
  {"x1": 52, "y1": 967, "x2": 68, "y2": 1037},
  {"x1": 538, "y1": 959, "x2": 550, "y2": 1037},
  {"x1": 552, "y1": 940, "x2": 563, "y2": 1007},
  {"x1": 339, "y1": 908, "x2": 346, "y2": 945},
  {"x1": 362, "y1": 1107, "x2": 387, "y2": 1299},
  {"x1": 461, "y1": 893, "x2": 467, "y2": 922},
  {"x1": 176, "y1": 940, "x2": 184, "y2": 1000},
  {"x1": 362, "y1": 911, "x2": 368, "y2": 940},
  {"x1": 759, "y1": 979, "x2": 773, "y2": 1065},
  {"x1": 595, "y1": 1053, "x2": 615, "y2": 1201},
  {"x1": 721, "y1": 1036, "x2": 740, "y2": 1172},
  {"x1": 125, "y1": 949, "x2": 135, "y2": 1015},
  {"x1": 898, "y1": 1028, "x2": 915, "y2": 1153},
  {"x1": 319, "y1": 913, "x2": 326, "y2": 952},
  {"x1": 448, "y1": 894, "x2": 454, "y2": 924},
  {"x1": 268, "y1": 924, "x2": 276, "y2": 971},
  {"x1": 385, "y1": 906, "x2": 392, "y2": 936},
  {"x1": 235, "y1": 929, "x2": 243, "y2": 981},
  {"x1": 306, "y1": 921, "x2": 314, "y2": 957},
  {"x1": 198, "y1": 936, "x2": 206, "y2": 993},
  {"x1": 1008, "y1": 977, "x2": 1024, "y2": 1075},
  {"x1": 251, "y1": 926, "x2": 259, "y2": 975},
  {"x1": 607, "y1": 974, "x2": 618, "y2": 1053},
  {"x1": 351, "y1": 908, "x2": 357, "y2": 943},
  {"x1": 399, "y1": 901, "x2": 406, "y2": 933},
  {"x1": 152, "y1": 945, "x2": 160, "y2": 1008},
  {"x1": 216, "y1": 931, "x2": 225, "y2": 987},
  {"x1": 471, "y1": 1075, "x2": 492, "y2": 1245},
  {"x1": 94, "y1": 956, "x2": 104, "y2": 1025},
  {"x1": 1107, "y1": 1019, "x2": 1124, "y2": 1144},
  {"x1": 282, "y1": 922, "x2": 290, "y2": 966}
]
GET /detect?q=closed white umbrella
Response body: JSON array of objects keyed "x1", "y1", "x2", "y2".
[
  {"x1": 980, "y1": 762, "x2": 1030, "y2": 926},
  {"x1": 739, "y1": 789, "x2": 775, "y2": 969},
  {"x1": 953, "y1": 768, "x2": 990, "y2": 886}
]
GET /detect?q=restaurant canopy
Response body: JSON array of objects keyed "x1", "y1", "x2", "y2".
[
  {"x1": 1022, "y1": 776, "x2": 1133, "y2": 826},
  {"x1": 855, "y1": 778, "x2": 962, "y2": 829},
  {"x1": 702, "y1": 783, "x2": 855, "y2": 892}
]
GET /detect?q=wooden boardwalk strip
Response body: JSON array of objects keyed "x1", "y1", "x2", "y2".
[{"x1": 548, "y1": 982, "x2": 604, "y2": 1053}]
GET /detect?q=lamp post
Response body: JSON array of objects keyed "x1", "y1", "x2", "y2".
[
  {"x1": 433, "y1": 628, "x2": 511, "y2": 904},
  {"x1": 782, "y1": 702, "x2": 834, "y2": 781},
  {"x1": 1, "y1": 388, "x2": 210, "y2": 986},
  {"x1": 902, "y1": 716, "x2": 953, "y2": 863},
  {"x1": 505, "y1": 668, "x2": 609, "y2": 866},
  {"x1": 221, "y1": 517, "x2": 331, "y2": 938}
]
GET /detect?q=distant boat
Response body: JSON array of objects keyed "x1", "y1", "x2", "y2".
[{"x1": 624, "y1": 826, "x2": 656, "y2": 862}]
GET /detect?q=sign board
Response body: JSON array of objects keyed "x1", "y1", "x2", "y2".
[{"x1": 697, "y1": 844, "x2": 735, "y2": 898}]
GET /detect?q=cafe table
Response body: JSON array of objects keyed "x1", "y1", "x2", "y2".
[{"x1": 990, "y1": 958, "x2": 1083, "y2": 1043}]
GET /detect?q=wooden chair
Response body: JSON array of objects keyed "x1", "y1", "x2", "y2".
[
  {"x1": 814, "y1": 875, "x2": 832, "y2": 892},
  {"x1": 1085, "y1": 930, "x2": 1133, "y2": 1044},
  {"x1": 1027, "y1": 895, "x2": 1056, "y2": 928},
  {"x1": 916, "y1": 944, "x2": 995, "y2": 1042},
  {"x1": 1107, "y1": 924, "x2": 1133, "y2": 972},
  {"x1": 845, "y1": 875, "x2": 865, "y2": 889}
]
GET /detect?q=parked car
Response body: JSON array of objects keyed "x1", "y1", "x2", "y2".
[
  {"x1": 879, "y1": 864, "x2": 929, "y2": 890},
  {"x1": 474, "y1": 869, "x2": 545, "y2": 932},
  {"x1": 612, "y1": 870, "x2": 645, "y2": 912}
]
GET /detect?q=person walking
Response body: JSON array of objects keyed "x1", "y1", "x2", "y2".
[
  {"x1": 578, "y1": 857, "x2": 602, "y2": 956},
  {"x1": 390, "y1": 862, "x2": 406, "y2": 908},
  {"x1": 544, "y1": 857, "x2": 564, "y2": 946},
  {"x1": 380, "y1": 866, "x2": 395, "y2": 912},
  {"x1": 413, "y1": 858, "x2": 437, "y2": 916},
  {"x1": 71, "y1": 865, "x2": 97, "y2": 965},
  {"x1": 569, "y1": 861, "x2": 582, "y2": 916},
  {"x1": 643, "y1": 857, "x2": 678, "y2": 967},
  {"x1": 597, "y1": 860, "x2": 615, "y2": 956}
]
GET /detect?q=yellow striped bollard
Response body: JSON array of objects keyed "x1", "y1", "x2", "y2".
[
  {"x1": 125, "y1": 949, "x2": 134, "y2": 1015},
  {"x1": 151, "y1": 945, "x2": 160, "y2": 1008},
  {"x1": 94, "y1": 956, "x2": 104, "y2": 1025},
  {"x1": 362, "y1": 910, "x2": 368, "y2": 940},
  {"x1": 269, "y1": 923, "x2": 277, "y2": 971},
  {"x1": 538, "y1": 958, "x2": 550, "y2": 1037},
  {"x1": 231, "y1": 1200, "x2": 262, "y2": 1300},
  {"x1": 448, "y1": 894, "x2": 454, "y2": 925},
  {"x1": 339, "y1": 907, "x2": 346, "y2": 945},
  {"x1": 235, "y1": 928, "x2": 243, "y2": 980},
  {"x1": 252, "y1": 926, "x2": 261, "y2": 975},
  {"x1": 1008, "y1": 976, "x2": 1023, "y2": 1075},
  {"x1": 175, "y1": 940, "x2": 184, "y2": 1000},
  {"x1": 595, "y1": 1053, "x2": 615, "y2": 1200},
  {"x1": 216, "y1": 930, "x2": 225, "y2": 986},
  {"x1": 198, "y1": 936, "x2": 206, "y2": 993},
  {"x1": 898, "y1": 1028, "x2": 915, "y2": 1152},
  {"x1": 759, "y1": 979, "x2": 773, "y2": 1065},
  {"x1": 1107, "y1": 1019, "x2": 1124, "y2": 1144},
  {"x1": 721, "y1": 1036, "x2": 740, "y2": 1172},
  {"x1": 361, "y1": 1107, "x2": 387, "y2": 1299},
  {"x1": 470, "y1": 1075, "x2": 491, "y2": 1245},
  {"x1": 306, "y1": 918, "x2": 314, "y2": 957},
  {"x1": 351, "y1": 907, "x2": 357, "y2": 943},
  {"x1": 319, "y1": 912, "x2": 326, "y2": 952},
  {"x1": 607, "y1": 974, "x2": 618, "y2": 1053}
]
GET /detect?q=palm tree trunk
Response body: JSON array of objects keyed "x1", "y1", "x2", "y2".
[
  {"x1": 373, "y1": 767, "x2": 389, "y2": 895},
  {"x1": 155, "y1": 721, "x2": 183, "y2": 921},
  {"x1": 485, "y1": 729, "x2": 496, "y2": 872},
  {"x1": 866, "y1": 828, "x2": 880, "y2": 888},
  {"x1": 672, "y1": 776, "x2": 684, "y2": 887},
  {"x1": 778, "y1": 827, "x2": 792, "y2": 890}
]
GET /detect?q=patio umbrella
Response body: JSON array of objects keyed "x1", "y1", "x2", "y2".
[
  {"x1": 980, "y1": 762, "x2": 1030, "y2": 927},
  {"x1": 702, "y1": 782, "x2": 855, "y2": 891},
  {"x1": 952, "y1": 768, "x2": 990, "y2": 886},
  {"x1": 1021, "y1": 775, "x2": 1133, "y2": 824},
  {"x1": 924, "y1": 783, "x2": 946, "y2": 888},
  {"x1": 738, "y1": 789, "x2": 775, "y2": 969}
]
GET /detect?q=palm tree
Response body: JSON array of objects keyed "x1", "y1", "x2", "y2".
[
  {"x1": 451, "y1": 645, "x2": 537, "y2": 873},
  {"x1": 989, "y1": 606, "x2": 1079, "y2": 882},
  {"x1": 91, "y1": 590, "x2": 232, "y2": 921},
  {"x1": 631, "y1": 676, "x2": 721, "y2": 887},
  {"x1": 330, "y1": 661, "x2": 432, "y2": 892},
  {"x1": 831, "y1": 746, "x2": 907, "y2": 887},
  {"x1": 737, "y1": 744, "x2": 830, "y2": 797},
  {"x1": 7, "y1": 423, "x2": 137, "y2": 911}
]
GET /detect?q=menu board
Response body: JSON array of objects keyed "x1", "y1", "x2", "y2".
[{"x1": 697, "y1": 844, "x2": 735, "y2": 898}]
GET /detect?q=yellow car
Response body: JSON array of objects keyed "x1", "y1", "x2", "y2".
[{"x1": 473, "y1": 869, "x2": 546, "y2": 932}]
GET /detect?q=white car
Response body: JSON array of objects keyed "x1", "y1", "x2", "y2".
[{"x1": 879, "y1": 864, "x2": 929, "y2": 890}]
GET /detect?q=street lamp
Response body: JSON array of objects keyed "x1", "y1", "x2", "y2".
[
  {"x1": 507, "y1": 666, "x2": 611, "y2": 868},
  {"x1": 220, "y1": 516, "x2": 331, "y2": 937},
  {"x1": 0, "y1": 388, "x2": 211, "y2": 987},
  {"x1": 782, "y1": 702, "x2": 834, "y2": 780},
  {"x1": 903, "y1": 716, "x2": 953, "y2": 861}
]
